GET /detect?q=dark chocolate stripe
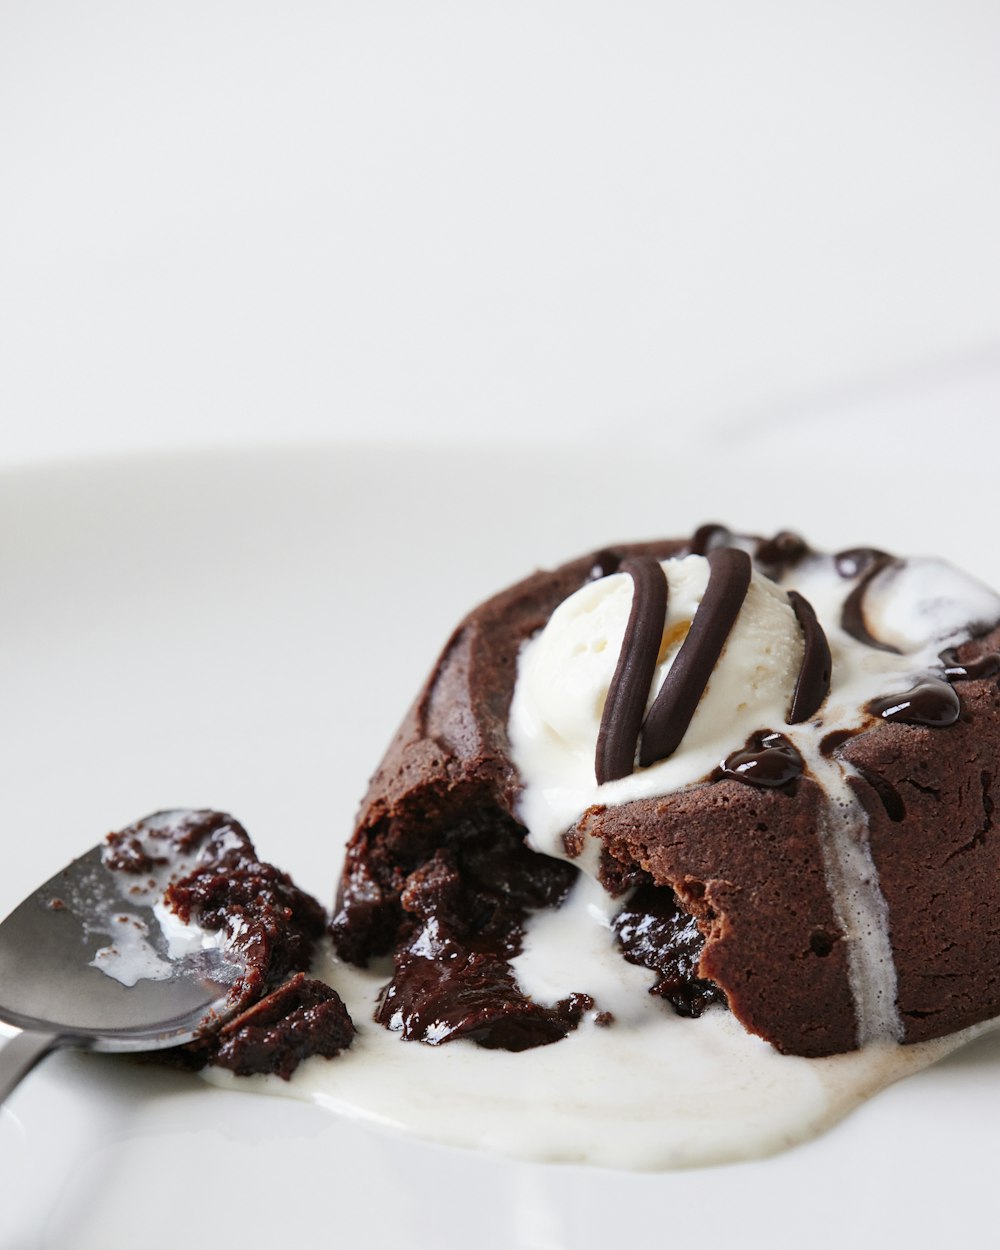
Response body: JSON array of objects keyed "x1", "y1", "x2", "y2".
[
  {"x1": 595, "y1": 557, "x2": 669, "y2": 784},
  {"x1": 639, "y1": 547, "x2": 752, "y2": 768},
  {"x1": 787, "y1": 590, "x2": 832, "y2": 723},
  {"x1": 689, "y1": 523, "x2": 732, "y2": 556},
  {"x1": 836, "y1": 547, "x2": 902, "y2": 653},
  {"x1": 589, "y1": 549, "x2": 622, "y2": 581}
]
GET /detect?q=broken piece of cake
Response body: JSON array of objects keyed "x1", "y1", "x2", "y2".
[{"x1": 104, "y1": 808, "x2": 354, "y2": 1076}]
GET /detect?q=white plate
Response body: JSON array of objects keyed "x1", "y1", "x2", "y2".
[{"x1": 2, "y1": 416, "x2": 1000, "y2": 1250}]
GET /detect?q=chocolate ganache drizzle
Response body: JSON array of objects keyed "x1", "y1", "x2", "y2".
[
  {"x1": 866, "y1": 644, "x2": 1000, "y2": 727},
  {"x1": 595, "y1": 558, "x2": 668, "y2": 785},
  {"x1": 753, "y1": 530, "x2": 811, "y2": 581},
  {"x1": 688, "y1": 522, "x2": 733, "y2": 557},
  {"x1": 586, "y1": 527, "x2": 1000, "y2": 795},
  {"x1": 828, "y1": 544, "x2": 1000, "y2": 726},
  {"x1": 836, "y1": 547, "x2": 902, "y2": 653},
  {"x1": 639, "y1": 548, "x2": 752, "y2": 767},
  {"x1": 593, "y1": 533, "x2": 832, "y2": 789},
  {"x1": 787, "y1": 589, "x2": 833, "y2": 724},
  {"x1": 940, "y1": 647, "x2": 1000, "y2": 683}
]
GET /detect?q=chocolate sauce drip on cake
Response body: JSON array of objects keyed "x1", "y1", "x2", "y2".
[
  {"x1": 595, "y1": 557, "x2": 669, "y2": 784},
  {"x1": 754, "y1": 530, "x2": 811, "y2": 581},
  {"x1": 690, "y1": 523, "x2": 811, "y2": 580},
  {"x1": 639, "y1": 547, "x2": 752, "y2": 767},
  {"x1": 718, "y1": 731, "x2": 804, "y2": 792},
  {"x1": 787, "y1": 590, "x2": 832, "y2": 723},
  {"x1": 835, "y1": 547, "x2": 902, "y2": 653},
  {"x1": 939, "y1": 647, "x2": 1000, "y2": 682},
  {"x1": 867, "y1": 679, "x2": 961, "y2": 727}
]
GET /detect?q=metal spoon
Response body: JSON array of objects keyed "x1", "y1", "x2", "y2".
[{"x1": 0, "y1": 842, "x2": 245, "y2": 1103}]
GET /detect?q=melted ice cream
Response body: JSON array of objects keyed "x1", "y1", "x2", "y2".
[{"x1": 201, "y1": 919, "x2": 998, "y2": 1170}]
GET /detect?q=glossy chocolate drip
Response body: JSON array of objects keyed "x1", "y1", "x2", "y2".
[
  {"x1": 867, "y1": 679, "x2": 961, "y2": 727},
  {"x1": 754, "y1": 530, "x2": 811, "y2": 581},
  {"x1": 719, "y1": 730, "x2": 804, "y2": 792},
  {"x1": 835, "y1": 547, "x2": 902, "y2": 653},
  {"x1": 639, "y1": 547, "x2": 752, "y2": 768},
  {"x1": 787, "y1": 590, "x2": 832, "y2": 723},
  {"x1": 939, "y1": 647, "x2": 1000, "y2": 683},
  {"x1": 595, "y1": 557, "x2": 668, "y2": 784},
  {"x1": 689, "y1": 523, "x2": 732, "y2": 556}
]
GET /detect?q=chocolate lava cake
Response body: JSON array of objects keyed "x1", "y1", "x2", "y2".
[{"x1": 331, "y1": 527, "x2": 1000, "y2": 1058}]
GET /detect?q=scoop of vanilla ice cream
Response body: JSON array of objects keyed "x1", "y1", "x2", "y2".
[
  {"x1": 520, "y1": 554, "x2": 803, "y2": 765},
  {"x1": 509, "y1": 555, "x2": 806, "y2": 859}
]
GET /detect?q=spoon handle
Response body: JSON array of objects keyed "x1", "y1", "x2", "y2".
[{"x1": 0, "y1": 1030, "x2": 63, "y2": 1105}]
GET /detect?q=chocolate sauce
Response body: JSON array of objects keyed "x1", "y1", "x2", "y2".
[
  {"x1": 834, "y1": 547, "x2": 889, "y2": 580},
  {"x1": 690, "y1": 524, "x2": 811, "y2": 580},
  {"x1": 787, "y1": 590, "x2": 832, "y2": 723},
  {"x1": 719, "y1": 731, "x2": 804, "y2": 792},
  {"x1": 867, "y1": 679, "x2": 961, "y2": 728},
  {"x1": 835, "y1": 547, "x2": 902, "y2": 653},
  {"x1": 689, "y1": 523, "x2": 732, "y2": 556},
  {"x1": 589, "y1": 549, "x2": 622, "y2": 580},
  {"x1": 939, "y1": 647, "x2": 1000, "y2": 683},
  {"x1": 639, "y1": 548, "x2": 752, "y2": 768},
  {"x1": 754, "y1": 530, "x2": 811, "y2": 581},
  {"x1": 590, "y1": 531, "x2": 981, "y2": 787},
  {"x1": 595, "y1": 557, "x2": 668, "y2": 784}
]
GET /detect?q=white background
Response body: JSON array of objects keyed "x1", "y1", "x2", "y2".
[{"x1": 3, "y1": 1, "x2": 1000, "y2": 465}]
